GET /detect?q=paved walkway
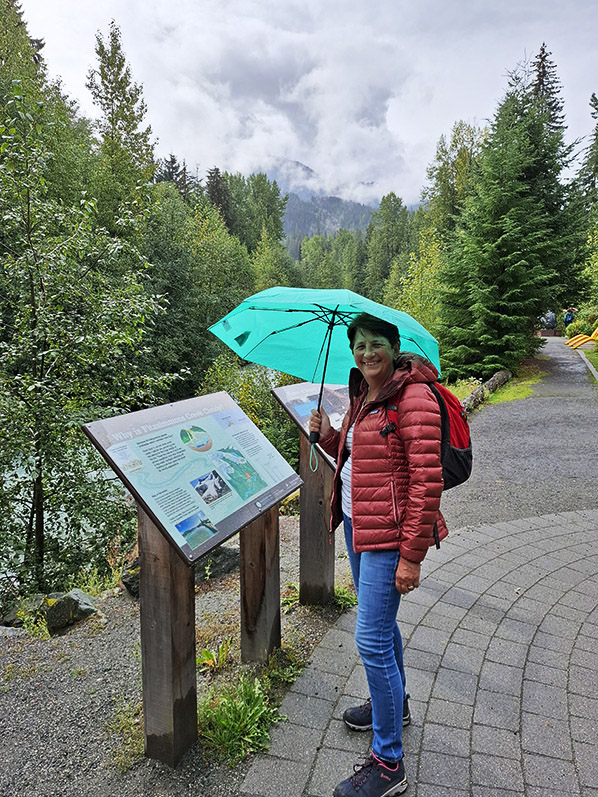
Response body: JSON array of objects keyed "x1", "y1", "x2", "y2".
[{"x1": 240, "y1": 341, "x2": 598, "y2": 797}]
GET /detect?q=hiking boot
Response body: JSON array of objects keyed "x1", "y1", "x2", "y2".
[
  {"x1": 333, "y1": 754, "x2": 408, "y2": 797},
  {"x1": 343, "y1": 695, "x2": 411, "y2": 731}
]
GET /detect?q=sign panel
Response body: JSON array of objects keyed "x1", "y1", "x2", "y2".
[
  {"x1": 83, "y1": 392, "x2": 302, "y2": 563},
  {"x1": 271, "y1": 382, "x2": 350, "y2": 467}
]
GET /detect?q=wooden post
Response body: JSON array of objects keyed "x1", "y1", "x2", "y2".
[
  {"x1": 298, "y1": 434, "x2": 335, "y2": 605},
  {"x1": 138, "y1": 508, "x2": 197, "y2": 767},
  {"x1": 240, "y1": 506, "x2": 281, "y2": 662}
]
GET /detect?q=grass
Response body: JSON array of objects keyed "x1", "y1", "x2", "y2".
[
  {"x1": 486, "y1": 362, "x2": 547, "y2": 404},
  {"x1": 448, "y1": 376, "x2": 483, "y2": 401},
  {"x1": 68, "y1": 562, "x2": 122, "y2": 597},
  {"x1": 583, "y1": 346, "x2": 598, "y2": 374},
  {"x1": 197, "y1": 675, "x2": 283, "y2": 765},
  {"x1": 105, "y1": 698, "x2": 144, "y2": 772}
]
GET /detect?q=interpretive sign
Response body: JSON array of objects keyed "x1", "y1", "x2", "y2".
[
  {"x1": 83, "y1": 392, "x2": 302, "y2": 564},
  {"x1": 272, "y1": 381, "x2": 349, "y2": 462},
  {"x1": 272, "y1": 381, "x2": 350, "y2": 606}
]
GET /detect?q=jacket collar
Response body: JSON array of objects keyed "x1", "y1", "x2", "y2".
[{"x1": 348, "y1": 354, "x2": 440, "y2": 406}]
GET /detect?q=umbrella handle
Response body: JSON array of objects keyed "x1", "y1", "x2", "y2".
[{"x1": 308, "y1": 430, "x2": 320, "y2": 444}]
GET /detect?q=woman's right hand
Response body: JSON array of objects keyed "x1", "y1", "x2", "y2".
[{"x1": 309, "y1": 408, "x2": 331, "y2": 438}]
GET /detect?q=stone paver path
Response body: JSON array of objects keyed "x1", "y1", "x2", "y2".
[{"x1": 241, "y1": 340, "x2": 598, "y2": 797}]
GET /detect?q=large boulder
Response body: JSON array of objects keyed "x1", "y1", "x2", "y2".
[{"x1": 44, "y1": 589, "x2": 97, "y2": 634}]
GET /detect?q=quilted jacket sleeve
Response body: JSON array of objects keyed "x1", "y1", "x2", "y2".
[
  {"x1": 396, "y1": 382, "x2": 443, "y2": 563},
  {"x1": 319, "y1": 426, "x2": 341, "y2": 460}
]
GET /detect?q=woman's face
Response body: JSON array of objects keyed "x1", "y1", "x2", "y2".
[{"x1": 352, "y1": 328, "x2": 398, "y2": 386}]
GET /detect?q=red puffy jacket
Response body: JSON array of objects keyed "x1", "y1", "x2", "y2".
[{"x1": 319, "y1": 355, "x2": 448, "y2": 563}]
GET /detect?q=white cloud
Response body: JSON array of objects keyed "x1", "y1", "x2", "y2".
[{"x1": 19, "y1": 0, "x2": 598, "y2": 206}]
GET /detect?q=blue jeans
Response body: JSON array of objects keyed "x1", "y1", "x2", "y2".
[{"x1": 343, "y1": 514, "x2": 406, "y2": 762}]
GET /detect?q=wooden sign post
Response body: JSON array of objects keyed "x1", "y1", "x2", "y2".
[
  {"x1": 298, "y1": 434, "x2": 335, "y2": 605},
  {"x1": 83, "y1": 393, "x2": 301, "y2": 767},
  {"x1": 138, "y1": 508, "x2": 197, "y2": 767},
  {"x1": 240, "y1": 506, "x2": 281, "y2": 662}
]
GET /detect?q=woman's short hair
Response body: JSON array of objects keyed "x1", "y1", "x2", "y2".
[{"x1": 347, "y1": 313, "x2": 401, "y2": 350}]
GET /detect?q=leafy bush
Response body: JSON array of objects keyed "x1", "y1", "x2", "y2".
[
  {"x1": 197, "y1": 676, "x2": 282, "y2": 764},
  {"x1": 201, "y1": 352, "x2": 300, "y2": 470}
]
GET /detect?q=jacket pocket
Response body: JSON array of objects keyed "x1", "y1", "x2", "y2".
[{"x1": 390, "y1": 480, "x2": 401, "y2": 533}]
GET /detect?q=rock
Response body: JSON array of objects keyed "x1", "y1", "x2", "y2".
[
  {"x1": 0, "y1": 625, "x2": 29, "y2": 638},
  {"x1": 44, "y1": 589, "x2": 97, "y2": 635},
  {"x1": 195, "y1": 545, "x2": 239, "y2": 583},
  {"x1": 2, "y1": 594, "x2": 48, "y2": 627},
  {"x1": 121, "y1": 557, "x2": 140, "y2": 598},
  {"x1": 120, "y1": 544, "x2": 240, "y2": 597}
]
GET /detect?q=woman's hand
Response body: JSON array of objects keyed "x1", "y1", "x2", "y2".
[
  {"x1": 395, "y1": 557, "x2": 421, "y2": 595},
  {"x1": 309, "y1": 408, "x2": 331, "y2": 439}
]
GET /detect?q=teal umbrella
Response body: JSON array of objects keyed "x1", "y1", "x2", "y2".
[{"x1": 209, "y1": 287, "x2": 440, "y2": 443}]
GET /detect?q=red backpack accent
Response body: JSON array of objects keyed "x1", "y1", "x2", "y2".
[{"x1": 383, "y1": 382, "x2": 473, "y2": 491}]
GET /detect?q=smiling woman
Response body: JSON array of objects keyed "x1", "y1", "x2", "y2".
[{"x1": 308, "y1": 311, "x2": 447, "y2": 797}]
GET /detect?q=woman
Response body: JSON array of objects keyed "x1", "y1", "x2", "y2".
[{"x1": 309, "y1": 313, "x2": 447, "y2": 797}]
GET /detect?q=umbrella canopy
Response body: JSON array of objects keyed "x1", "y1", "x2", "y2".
[{"x1": 209, "y1": 286, "x2": 440, "y2": 384}]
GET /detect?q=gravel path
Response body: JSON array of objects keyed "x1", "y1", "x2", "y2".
[{"x1": 1, "y1": 337, "x2": 596, "y2": 797}]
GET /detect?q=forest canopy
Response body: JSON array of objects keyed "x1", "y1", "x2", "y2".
[{"x1": 1, "y1": 3, "x2": 597, "y2": 607}]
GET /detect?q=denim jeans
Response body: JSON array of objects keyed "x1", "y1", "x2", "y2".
[{"x1": 343, "y1": 513, "x2": 406, "y2": 762}]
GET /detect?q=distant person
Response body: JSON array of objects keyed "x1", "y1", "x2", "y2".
[
  {"x1": 544, "y1": 311, "x2": 556, "y2": 329},
  {"x1": 563, "y1": 308, "x2": 576, "y2": 326},
  {"x1": 309, "y1": 312, "x2": 447, "y2": 797}
]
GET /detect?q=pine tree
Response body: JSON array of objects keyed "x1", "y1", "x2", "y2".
[
  {"x1": 579, "y1": 93, "x2": 598, "y2": 213},
  {"x1": 439, "y1": 75, "x2": 558, "y2": 379},
  {"x1": 527, "y1": 44, "x2": 585, "y2": 304},
  {"x1": 86, "y1": 20, "x2": 154, "y2": 230},
  {"x1": 364, "y1": 193, "x2": 410, "y2": 302}
]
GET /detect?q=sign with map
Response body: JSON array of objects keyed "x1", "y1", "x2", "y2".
[
  {"x1": 83, "y1": 393, "x2": 302, "y2": 563},
  {"x1": 271, "y1": 382, "x2": 350, "y2": 467}
]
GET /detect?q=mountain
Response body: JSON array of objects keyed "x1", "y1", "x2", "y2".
[{"x1": 283, "y1": 193, "x2": 375, "y2": 258}]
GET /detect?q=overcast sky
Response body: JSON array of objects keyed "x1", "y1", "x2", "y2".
[{"x1": 19, "y1": 0, "x2": 598, "y2": 206}]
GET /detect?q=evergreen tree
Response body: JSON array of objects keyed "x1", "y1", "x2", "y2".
[
  {"x1": 527, "y1": 44, "x2": 585, "y2": 303},
  {"x1": 86, "y1": 20, "x2": 154, "y2": 230},
  {"x1": 579, "y1": 93, "x2": 598, "y2": 213},
  {"x1": 364, "y1": 193, "x2": 410, "y2": 302},
  {"x1": 252, "y1": 226, "x2": 300, "y2": 291},
  {"x1": 439, "y1": 74, "x2": 558, "y2": 379},
  {"x1": 206, "y1": 166, "x2": 234, "y2": 229}
]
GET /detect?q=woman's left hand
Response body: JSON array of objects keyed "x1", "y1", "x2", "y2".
[{"x1": 395, "y1": 558, "x2": 421, "y2": 594}]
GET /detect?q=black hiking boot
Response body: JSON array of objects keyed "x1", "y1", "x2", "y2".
[
  {"x1": 343, "y1": 694, "x2": 411, "y2": 731},
  {"x1": 333, "y1": 754, "x2": 408, "y2": 797}
]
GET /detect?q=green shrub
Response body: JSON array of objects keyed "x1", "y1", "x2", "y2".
[
  {"x1": 197, "y1": 675, "x2": 283, "y2": 764},
  {"x1": 201, "y1": 352, "x2": 300, "y2": 470}
]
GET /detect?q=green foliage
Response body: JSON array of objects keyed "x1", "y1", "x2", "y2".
[
  {"x1": 0, "y1": 83, "x2": 164, "y2": 599},
  {"x1": 197, "y1": 637, "x2": 232, "y2": 673},
  {"x1": 197, "y1": 675, "x2": 283, "y2": 765},
  {"x1": 281, "y1": 582, "x2": 300, "y2": 614},
  {"x1": 438, "y1": 63, "x2": 572, "y2": 380},
  {"x1": 202, "y1": 352, "x2": 299, "y2": 470},
  {"x1": 85, "y1": 20, "x2": 154, "y2": 231},
  {"x1": 106, "y1": 698, "x2": 144, "y2": 772},
  {"x1": 384, "y1": 225, "x2": 442, "y2": 336},
  {"x1": 263, "y1": 644, "x2": 307, "y2": 689},
  {"x1": 423, "y1": 120, "x2": 486, "y2": 238},
  {"x1": 448, "y1": 376, "x2": 483, "y2": 401},
  {"x1": 486, "y1": 363, "x2": 546, "y2": 404},
  {"x1": 364, "y1": 193, "x2": 412, "y2": 302},
  {"x1": 67, "y1": 562, "x2": 122, "y2": 597},
  {"x1": 252, "y1": 225, "x2": 301, "y2": 291},
  {"x1": 16, "y1": 607, "x2": 50, "y2": 639},
  {"x1": 143, "y1": 185, "x2": 254, "y2": 398},
  {"x1": 333, "y1": 583, "x2": 358, "y2": 610}
]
